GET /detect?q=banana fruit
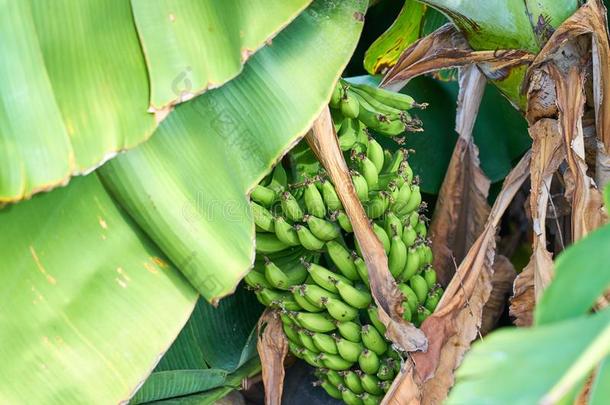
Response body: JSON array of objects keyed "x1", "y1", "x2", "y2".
[{"x1": 248, "y1": 79, "x2": 438, "y2": 405}]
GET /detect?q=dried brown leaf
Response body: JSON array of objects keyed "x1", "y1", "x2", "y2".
[
  {"x1": 551, "y1": 66, "x2": 607, "y2": 240},
  {"x1": 257, "y1": 309, "x2": 288, "y2": 405},
  {"x1": 384, "y1": 152, "x2": 532, "y2": 405},
  {"x1": 380, "y1": 25, "x2": 534, "y2": 91},
  {"x1": 429, "y1": 66, "x2": 491, "y2": 286},
  {"x1": 481, "y1": 255, "x2": 517, "y2": 335},
  {"x1": 509, "y1": 260, "x2": 535, "y2": 327},
  {"x1": 307, "y1": 108, "x2": 427, "y2": 352}
]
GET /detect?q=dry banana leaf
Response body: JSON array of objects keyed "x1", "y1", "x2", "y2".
[
  {"x1": 131, "y1": 0, "x2": 311, "y2": 110},
  {"x1": 307, "y1": 108, "x2": 428, "y2": 352},
  {"x1": 257, "y1": 309, "x2": 288, "y2": 405},
  {"x1": 428, "y1": 66, "x2": 491, "y2": 286},
  {"x1": 480, "y1": 255, "x2": 517, "y2": 335},
  {"x1": 380, "y1": 25, "x2": 535, "y2": 100},
  {"x1": 384, "y1": 152, "x2": 531, "y2": 404},
  {"x1": 509, "y1": 118, "x2": 563, "y2": 322}
]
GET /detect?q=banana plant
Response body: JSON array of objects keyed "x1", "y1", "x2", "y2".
[
  {"x1": 369, "y1": 0, "x2": 610, "y2": 403},
  {"x1": 0, "y1": 0, "x2": 367, "y2": 402}
]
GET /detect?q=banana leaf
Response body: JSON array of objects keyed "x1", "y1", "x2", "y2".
[
  {"x1": 99, "y1": 0, "x2": 368, "y2": 303},
  {"x1": 131, "y1": 0, "x2": 312, "y2": 109},
  {"x1": 0, "y1": 0, "x2": 154, "y2": 203},
  {"x1": 0, "y1": 175, "x2": 198, "y2": 403}
]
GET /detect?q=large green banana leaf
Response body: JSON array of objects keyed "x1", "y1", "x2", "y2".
[
  {"x1": 448, "y1": 308, "x2": 610, "y2": 404},
  {"x1": 131, "y1": 288, "x2": 263, "y2": 403},
  {"x1": 0, "y1": 175, "x2": 198, "y2": 404},
  {"x1": 131, "y1": 0, "x2": 312, "y2": 110},
  {"x1": 99, "y1": 0, "x2": 368, "y2": 303},
  {"x1": 0, "y1": 0, "x2": 154, "y2": 203}
]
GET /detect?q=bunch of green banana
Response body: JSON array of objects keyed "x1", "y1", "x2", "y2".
[{"x1": 245, "y1": 81, "x2": 441, "y2": 405}]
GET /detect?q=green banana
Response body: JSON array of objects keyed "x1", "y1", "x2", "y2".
[
  {"x1": 360, "y1": 373, "x2": 383, "y2": 395},
  {"x1": 336, "y1": 321, "x2": 362, "y2": 343},
  {"x1": 367, "y1": 137, "x2": 384, "y2": 174},
  {"x1": 274, "y1": 216, "x2": 301, "y2": 246},
  {"x1": 360, "y1": 392, "x2": 382, "y2": 405},
  {"x1": 359, "y1": 155, "x2": 379, "y2": 190},
  {"x1": 423, "y1": 266, "x2": 437, "y2": 288},
  {"x1": 351, "y1": 171, "x2": 369, "y2": 202},
  {"x1": 263, "y1": 258, "x2": 290, "y2": 290},
  {"x1": 388, "y1": 232, "x2": 407, "y2": 278},
  {"x1": 351, "y1": 82, "x2": 419, "y2": 110},
  {"x1": 335, "y1": 210, "x2": 353, "y2": 232},
  {"x1": 401, "y1": 301, "x2": 412, "y2": 322},
  {"x1": 377, "y1": 360, "x2": 396, "y2": 381},
  {"x1": 338, "y1": 118, "x2": 359, "y2": 151},
  {"x1": 340, "y1": 91, "x2": 360, "y2": 119},
  {"x1": 243, "y1": 269, "x2": 272, "y2": 289},
  {"x1": 295, "y1": 224, "x2": 325, "y2": 251},
  {"x1": 334, "y1": 335, "x2": 364, "y2": 362},
  {"x1": 335, "y1": 279, "x2": 372, "y2": 309},
  {"x1": 339, "y1": 384, "x2": 363, "y2": 405},
  {"x1": 372, "y1": 222, "x2": 391, "y2": 253},
  {"x1": 415, "y1": 219, "x2": 427, "y2": 238},
  {"x1": 359, "y1": 349, "x2": 381, "y2": 375},
  {"x1": 349, "y1": 86, "x2": 403, "y2": 117},
  {"x1": 323, "y1": 368, "x2": 345, "y2": 387},
  {"x1": 311, "y1": 332, "x2": 338, "y2": 355},
  {"x1": 341, "y1": 370, "x2": 365, "y2": 394},
  {"x1": 301, "y1": 283, "x2": 339, "y2": 308},
  {"x1": 385, "y1": 212, "x2": 403, "y2": 239},
  {"x1": 251, "y1": 202, "x2": 275, "y2": 232},
  {"x1": 302, "y1": 348, "x2": 324, "y2": 367},
  {"x1": 251, "y1": 184, "x2": 277, "y2": 207},
  {"x1": 356, "y1": 104, "x2": 406, "y2": 136},
  {"x1": 326, "y1": 241, "x2": 360, "y2": 281},
  {"x1": 304, "y1": 215, "x2": 341, "y2": 241},
  {"x1": 319, "y1": 380, "x2": 342, "y2": 400},
  {"x1": 297, "y1": 328, "x2": 319, "y2": 353},
  {"x1": 268, "y1": 163, "x2": 288, "y2": 193},
  {"x1": 282, "y1": 322, "x2": 301, "y2": 344},
  {"x1": 321, "y1": 179, "x2": 342, "y2": 210},
  {"x1": 401, "y1": 225, "x2": 417, "y2": 247},
  {"x1": 384, "y1": 149, "x2": 405, "y2": 174},
  {"x1": 361, "y1": 324, "x2": 388, "y2": 355},
  {"x1": 354, "y1": 257, "x2": 370, "y2": 288},
  {"x1": 400, "y1": 246, "x2": 420, "y2": 281},
  {"x1": 424, "y1": 290, "x2": 441, "y2": 313},
  {"x1": 397, "y1": 283, "x2": 418, "y2": 314},
  {"x1": 402, "y1": 163, "x2": 414, "y2": 185},
  {"x1": 420, "y1": 244, "x2": 433, "y2": 265},
  {"x1": 319, "y1": 352, "x2": 354, "y2": 371},
  {"x1": 293, "y1": 311, "x2": 337, "y2": 333},
  {"x1": 414, "y1": 306, "x2": 432, "y2": 327},
  {"x1": 367, "y1": 306, "x2": 387, "y2": 335},
  {"x1": 399, "y1": 185, "x2": 421, "y2": 215},
  {"x1": 410, "y1": 274, "x2": 429, "y2": 304},
  {"x1": 256, "y1": 232, "x2": 289, "y2": 254},
  {"x1": 280, "y1": 191, "x2": 304, "y2": 222},
  {"x1": 306, "y1": 262, "x2": 351, "y2": 293},
  {"x1": 366, "y1": 191, "x2": 390, "y2": 219},
  {"x1": 291, "y1": 286, "x2": 323, "y2": 312},
  {"x1": 408, "y1": 210, "x2": 419, "y2": 228},
  {"x1": 322, "y1": 296, "x2": 359, "y2": 322},
  {"x1": 256, "y1": 289, "x2": 301, "y2": 311},
  {"x1": 392, "y1": 183, "x2": 411, "y2": 212},
  {"x1": 378, "y1": 380, "x2": 391, "y2": 392},
  {"x1": 330, "y1": 81, "x2": 344, "y2": 108},
  {"x1": 288, "y1": 341, "x2": 304, "y2": 359},
  {"x1": 304, "y1": 181, "x2": 326, "y2": 217}
]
